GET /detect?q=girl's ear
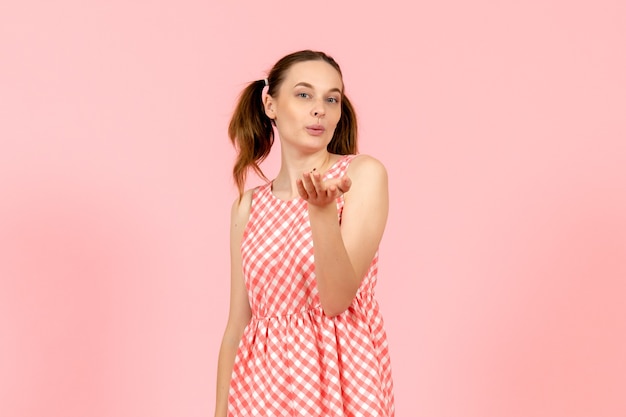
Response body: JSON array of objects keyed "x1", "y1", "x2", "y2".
[{"x1": 263, "y1": 94, "x2": 276, "y2": 120}]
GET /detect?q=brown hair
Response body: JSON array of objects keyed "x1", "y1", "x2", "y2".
[{"x1": 228, "y1": 50, "x2": 359, "y2": 198}]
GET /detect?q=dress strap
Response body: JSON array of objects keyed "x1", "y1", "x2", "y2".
[{"x1": 325, "y1": 154, "x2": 357, "y2": 179}]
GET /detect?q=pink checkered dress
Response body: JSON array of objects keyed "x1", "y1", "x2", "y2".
[{"x1": 228, "y1": 155, "x2": 395, "y2": 416}]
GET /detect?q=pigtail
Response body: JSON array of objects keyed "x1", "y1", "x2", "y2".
[
  {"x1": 228, "y1": 79, "x2": 274, "y2": 199},
  {"x1": 328, "y1": 94, "x2": 358, "y2": 155}
]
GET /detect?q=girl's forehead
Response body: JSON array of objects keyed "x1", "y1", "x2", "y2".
[{"x1": 281, "y1": 61, "x2": 343, "y2": 89}]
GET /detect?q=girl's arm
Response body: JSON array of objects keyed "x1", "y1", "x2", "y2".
[
  {"x1": 298, "y1": 155, "x2": 389, "y2": 317},
  {"x1": 214, "y1": 191, "x2": 253, "y2": 417}
]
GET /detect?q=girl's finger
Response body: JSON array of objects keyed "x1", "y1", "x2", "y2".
[
  {"x1": 312, "y1": 172, "x2": 323, "y2": 188},
  {"x1": 296, "y1": 179, "x2": 308, "y2": 199},
  {"x1": 302, "y1": 174, "x2": 318, "y2": 198}
]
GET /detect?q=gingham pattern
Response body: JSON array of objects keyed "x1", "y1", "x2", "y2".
[{"x1": 228, "y1": 155, "x2": 394, "y2": 417}]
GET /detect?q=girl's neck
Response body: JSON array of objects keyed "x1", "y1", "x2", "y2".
[{"x1": 272, "y1": 151, "x2": 335, "y2": 199}]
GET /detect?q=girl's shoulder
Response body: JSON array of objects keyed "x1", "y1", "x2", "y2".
[
  {"x1": 230, "y1": 188, "x2": 255, "y2": 223},
  {"x1": 345, "y1": 153, "x2": 388, "y2": 179}
]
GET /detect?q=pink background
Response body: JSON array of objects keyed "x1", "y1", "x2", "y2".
[{"x1": 1, "y1": 1, "x2": 625, "y2": 416}]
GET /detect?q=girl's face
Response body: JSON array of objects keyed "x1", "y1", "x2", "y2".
[{"x1": 264, "y1": 60, "x2": 343, "y2": 153}]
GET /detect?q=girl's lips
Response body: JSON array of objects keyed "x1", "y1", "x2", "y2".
[{"x1": 306, "y1": 125, "x2": 326, "y2": 136}]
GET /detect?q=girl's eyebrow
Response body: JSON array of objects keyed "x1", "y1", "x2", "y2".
[{"x1": 293, "y1": 82, "x2": 342, "y2": 94}]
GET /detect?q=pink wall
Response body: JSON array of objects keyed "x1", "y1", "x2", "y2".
[{"x1": 1, "y1": 1, "x2": 625, "y2": 416}]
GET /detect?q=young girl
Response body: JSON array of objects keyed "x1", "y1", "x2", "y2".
[{"x1": 215, "y1": 50, "x2": 395, "y2": 417}]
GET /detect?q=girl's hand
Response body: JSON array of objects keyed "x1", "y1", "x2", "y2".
[{"x1": 296, "y1": 171, "x2": 352, "y2": 207}]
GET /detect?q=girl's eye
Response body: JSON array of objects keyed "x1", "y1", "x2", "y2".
[
  {"x1": 327, "y1": 97, "x2": 339, "y2": 103},
  {"x1": 297, "y1": 92, "x2": 310, "y2": 98}
]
